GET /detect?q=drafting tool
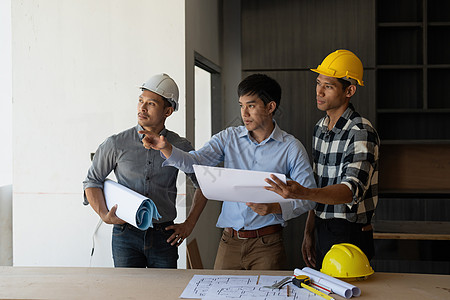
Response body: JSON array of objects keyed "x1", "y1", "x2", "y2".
[
  {"x1": 263, "y1": 276, "x2": 292, "y2": 289},
  {"x1": 293, "y1": 275, "x2": 335, "y2": 300}
]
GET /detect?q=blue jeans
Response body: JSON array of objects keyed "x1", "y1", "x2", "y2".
[{"x1": 112, "y1": 222, "x2": 178, "y2": 268}]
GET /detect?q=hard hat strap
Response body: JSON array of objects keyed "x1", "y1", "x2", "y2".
[{"x1": 341, "y1": 77, "x2": 357, "y2": 86}]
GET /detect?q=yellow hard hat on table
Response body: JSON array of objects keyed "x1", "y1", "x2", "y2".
[{"x1": 320, "y1": 243, "x2": 374, "y2": 281}]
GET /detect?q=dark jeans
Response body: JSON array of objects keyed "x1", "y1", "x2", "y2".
[
  {"x1": 112, "y1": 221, "x2": 178, "y2": 268},
  {"x1": 315, "y1": 216, "x2": 374, "y2": 270}
]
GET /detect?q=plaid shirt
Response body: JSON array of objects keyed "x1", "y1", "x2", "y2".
[{"x1": 313, "y1": 104, "x2": 380, "y2": 224}]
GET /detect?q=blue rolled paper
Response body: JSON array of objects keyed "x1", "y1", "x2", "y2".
[
  {"x1": 136, "y1": 199, "x2": 161, "y2": 230},
  {"x1": 104, "y1": 179, "x2": 161, "y2": 230}
]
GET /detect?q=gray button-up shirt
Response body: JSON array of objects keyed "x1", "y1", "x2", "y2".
[{"x1": 83, "y1": 124, "x2": 198, "y2": 223}]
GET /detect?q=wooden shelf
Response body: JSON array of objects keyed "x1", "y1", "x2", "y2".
[
  {"x1": 428, "y1": 22, "x2": 450, "y2": 26},
  {"x1": 373, "y1": 221, "x2": 450, "y2": 240},
  {"x1": 376, "y1": 65, "x2": 423, "y2": 69},
  {"x1": 378, "y1": 22, "x2": 422, "y2": 27},
  {"x1": 374, "y1": 233, "x2": 450, "y2": 240},
  {"x1": 428, "y1": 64, "x2": 450, "y2": 68},
  {"x1": 377, "y1": 109, "x2": 450, "y2": 113},
  {"x1": 379, "y1": 190, "x2": 450, "y2": 196},
  {"x1": 377, "y1": 64, "x2": 450, "y2": 69},
  {"x1": 379, "y1": 139, "x2": 450, "y2": 145}
]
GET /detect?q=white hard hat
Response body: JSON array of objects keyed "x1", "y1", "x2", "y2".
[{"x1": 139, "y1": 73, "x2": 179, "y2": 111}]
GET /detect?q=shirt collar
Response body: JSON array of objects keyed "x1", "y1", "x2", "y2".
[
  {"x1": 320, "y1": 103, "x2": 355, "y2": 134},
  {"x1": 136, "y1": 124, "x2": 167, "y2": 141},
  {"x1": 239, "y1": 120, "x2": 284, "y2": 143}
]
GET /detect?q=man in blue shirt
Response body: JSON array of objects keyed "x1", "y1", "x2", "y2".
[{"x1": 140, "y1": 74, "x2": 316, "y2": 270}]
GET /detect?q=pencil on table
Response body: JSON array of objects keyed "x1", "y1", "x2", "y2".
[{"x1": 287, "y1": 285, "x2": 290, "y2": 297}]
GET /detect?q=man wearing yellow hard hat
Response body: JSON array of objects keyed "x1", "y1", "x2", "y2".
[{"x1": 266, "y1": 50, "x2": 380, "y2": 270}]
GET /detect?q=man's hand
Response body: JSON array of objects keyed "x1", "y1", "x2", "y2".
[
  {"x1": 266, "y1": 174, "x2": 354, "y2": 205},
  {"x1": 302, "y1": 231, "x2": 316, "y2": 268},
  {"x1": 246, "y1": 202, "x2": 281, "y2": 216},
  {"x1": 101, "y1": 204, "x2": 126, "y2": 225},
  {"x1": 165, "y1": 220, "x2": 195, "y2": 247},
  {"x1": 138, "y1": 130, "x2": 169, "y2": 150},
  {"x1": 264, "y1": 174, "x2": 310, "y2": 199},
  {"x1": 138, "y1": 130, "x2": 173, "y2": 158}
]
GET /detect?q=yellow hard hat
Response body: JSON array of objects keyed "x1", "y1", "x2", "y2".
[
  {"x1": 311, "y1": 50, "x2": 364, "y2": 86},
  {"x1": 320, "y1": 243, "x2": 374, "y2": 280}
]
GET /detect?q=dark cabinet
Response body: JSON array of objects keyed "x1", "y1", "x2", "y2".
[
  {"x1": 376, "y1": 0, "x2": 450, "y2": 143},
  {"x1": 374, "y1": 0, "x2": 450, "y2": 275}
]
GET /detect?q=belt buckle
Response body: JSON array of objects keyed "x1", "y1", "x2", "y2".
[{"x1": 236, "y1": 230, "x2": 249, "y2": 240}]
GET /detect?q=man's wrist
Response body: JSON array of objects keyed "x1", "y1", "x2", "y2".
[
  {"x1": 161, "y1": 143, "x2": 173, "y2": 158},
  {"x1": 184, "y1": 217, "x2": 196, "y2": 227},
  {"x1": 99, "y1": 210, "x2": 109, "y2": 221},
  {"x1": 272, "y1": 203, "x2": 282, "y2": 214}
]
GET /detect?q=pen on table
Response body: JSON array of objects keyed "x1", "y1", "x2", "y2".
[{"x1": 293, "y1": 275, "x2": 335, "y2": 300}]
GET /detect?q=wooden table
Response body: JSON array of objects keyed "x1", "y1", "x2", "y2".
[{"x1": 1, "y1": 267, "x2": 449, "y2": 299}]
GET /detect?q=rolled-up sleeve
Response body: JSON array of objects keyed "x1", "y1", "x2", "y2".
[
  {"x1": 82, "y1": 138, "x2": 116, "y2": 203},
  {"x1": 341, "y1": 129, "x2": 379, "y2": 209}
]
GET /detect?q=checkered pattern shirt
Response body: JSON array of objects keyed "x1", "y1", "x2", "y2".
[{"x1": 313, "y1": 104, "x2": 380, "y2": 224}]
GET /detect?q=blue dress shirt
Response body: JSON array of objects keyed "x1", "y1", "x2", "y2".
[{"x1": 163, "y1": 122, "x2": 317, "y2": 231}]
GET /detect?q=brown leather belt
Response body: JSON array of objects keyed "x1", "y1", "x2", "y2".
[
  {"x1": 361, "y1": 224, "x2": 373, "y2": 232},
  {"x1": 225, "y1": 224, "x2": 282, "y2": 239}
]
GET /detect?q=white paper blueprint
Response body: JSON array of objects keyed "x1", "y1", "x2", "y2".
[
  {"x1": 193, "y1": 165, "x2": 294, "y2": 203},
  {"x1": 180, "y1": 274, "x2": 324, "y2": 300},
  {"x1": 103, "y1": 179, "x2": 160, "y2": 230},
  {"x1": 180, "y1": 275, "x2": 258, "y2": 298}
]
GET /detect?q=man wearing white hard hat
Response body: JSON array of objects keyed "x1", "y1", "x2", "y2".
[
  {"x1": 83, "y1": 73, "x2": 207, "y2": 268},
  {"x1": 265, "y1": 50, "x2": 380, "y2": 270}
]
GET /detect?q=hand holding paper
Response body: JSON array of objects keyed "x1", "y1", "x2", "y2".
[
  {"x1": 264, "y1": 174, "x2": 310, "y2": 200},
  {"x1": 103, "y1": 203, "x2": 126, "y2": 225},
  {"x1": 103, "y1": 179, "x2": 161, "y2": 230},
  {"x1": 246, "y1": 202, "x2": 282, "y2": 215}
]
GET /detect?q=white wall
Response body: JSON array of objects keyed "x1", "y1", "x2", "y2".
[
  {"x1": 0, "y1": 0, "x2": 13, "y2": 266},
  {"x1": 12, "y1": 0, "x2": 187, "y2": 267}
]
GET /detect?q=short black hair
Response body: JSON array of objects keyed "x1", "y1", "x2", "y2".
[
  {"x1": 238, "y1": 74, "x2": 281, "y2": 113},
  {"x1": 337, "y1": 78, "x2": 352, "y2": 91},
  {"x1": 162, "y1": 97, "x2": 172, "y2": 109}
]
